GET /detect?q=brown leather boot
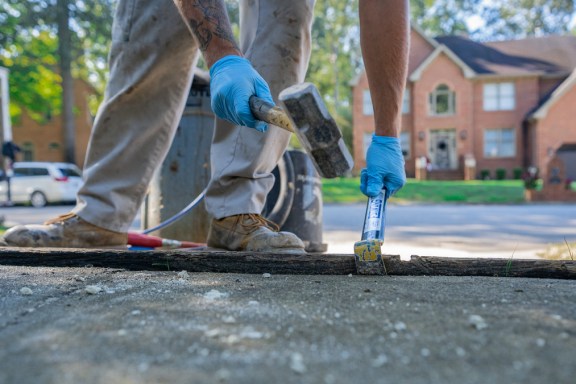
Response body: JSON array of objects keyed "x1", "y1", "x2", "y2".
[
  {"x1": 207, "y1": 214, "x2": 305, "y2": 253},
  {"x1": 1, "y1": 213, "x2": 127, "y2": 248}
]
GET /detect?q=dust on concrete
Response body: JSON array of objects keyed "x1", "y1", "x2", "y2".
[{"x1": 0, "y1": 265, "x2": 574, "y2": 384}]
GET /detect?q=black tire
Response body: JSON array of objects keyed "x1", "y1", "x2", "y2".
[
  {"x1": 30, "y1": 191, "x2": 47, "y2": 208},
  {"x1": 263, "y1": 151, "x2": 295, "y2": 228}
]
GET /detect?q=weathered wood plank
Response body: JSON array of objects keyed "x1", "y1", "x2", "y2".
[
  {"x1": 385, "y1": 255, "x2": 576, "y2": 280},
  {"x1": 0, "y1": 248, "x2": 574, "y2": 279},
  {"x1": 0, "y1": 247, "x2": 357, "y2": 275}
]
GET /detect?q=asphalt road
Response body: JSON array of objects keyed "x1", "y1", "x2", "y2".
[{"x1": 2, "y1": 202, "x2": 575, "y2": 258}]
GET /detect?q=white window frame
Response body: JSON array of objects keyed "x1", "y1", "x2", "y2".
[
  {"x1": 362, "y1": 89, "x2": 373, "y2": 115},
  {"x1": 400, "y1": 131, "x2": 411, "y2": 159},
  {"x1": 483, "y1": 128, "x2": 516, "y2": 158},
  {"x1": 402, "y1": 88, "x2": 410, "y2": 114},
  {"x1": 363, "y1": 133, "x2": 372, "y2": 160},
  {"x1": 483, "y1": 82, "x2": 515, "y2": 111},
  {"x1": 429, "y1": 84, "x2": 455, "y2": 116}
]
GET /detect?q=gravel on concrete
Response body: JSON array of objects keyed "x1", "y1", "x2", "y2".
[{"x1": 0, "y1": 265, "x2": 575, "y2": 384}]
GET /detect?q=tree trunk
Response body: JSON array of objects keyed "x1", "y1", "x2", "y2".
[{"x1": 57, "y1": 0, "x2": 76, "y2": 164}]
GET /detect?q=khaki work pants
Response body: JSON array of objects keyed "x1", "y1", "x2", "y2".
[{"x1": 73, "y1": 0, "x2": 315, "y2": 232}]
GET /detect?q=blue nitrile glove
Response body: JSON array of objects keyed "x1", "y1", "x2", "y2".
[
  {"x1": 360, "y1": 135, "x2": 406, "y2": 197},
  {"x1": 209, "y1": 55, "x2": 274, "y2": 132}
]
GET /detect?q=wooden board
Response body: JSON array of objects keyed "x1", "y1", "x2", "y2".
[{"x1": 0, "y1": 248, "x2": 574, "y2": 279}]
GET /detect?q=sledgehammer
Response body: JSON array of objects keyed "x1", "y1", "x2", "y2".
[{"x1": 249, "y1": 82, "x2": 353, "y2": 178}]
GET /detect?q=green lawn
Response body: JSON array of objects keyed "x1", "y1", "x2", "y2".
[{"x1": 322, "y1": 178, "x2": 527, "y2": 204}]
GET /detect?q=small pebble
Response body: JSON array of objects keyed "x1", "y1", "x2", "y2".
[
  {"x1": 289, "y1": 352, "x2": 307, "y2": 374},
  {"x1": 85, "y1": 285, "x2": 102, "y2": 295},
  {"x1": 468, "y1": 314, "x2": 488, "y2": 330},
  {"x1": 371, "y1": 354, "x2": 389, "y2": 367},
  {"x1": 203, "y1": 289, "x2": 228, "y2": 302},
  {"x1": 177, "y1": 270, "x2": 189, "y2": 278},
  {"x1": 20, "y1": 287, "x2": 33, "y2": 296},
  {"x1": 394, "y1": 321, "x2": 407, "y2": 331}
]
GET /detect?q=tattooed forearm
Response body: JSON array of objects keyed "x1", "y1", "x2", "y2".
[{"x1": 175, "y1": 0, "x2": 240, "y2": 61}]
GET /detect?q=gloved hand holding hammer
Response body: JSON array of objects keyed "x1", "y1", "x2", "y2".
[{"x1": 210, "y1": 55, "x2": 275, "y2": 133}]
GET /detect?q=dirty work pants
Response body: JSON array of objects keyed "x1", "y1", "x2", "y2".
[{"x1": 72, "y1": 0, "x2": 315, "y2": 233}]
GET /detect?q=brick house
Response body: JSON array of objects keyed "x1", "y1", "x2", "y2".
[
  {"x1": 11, "y1": 79, "x2": 96, "y2": 169},
  {"x1": 352, "y1": 25, "x2": 576, "y2": 180}
]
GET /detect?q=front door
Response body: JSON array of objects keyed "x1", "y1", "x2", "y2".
[{"x1": 429, "y1": 129, "x2": 457, "y2": 170}]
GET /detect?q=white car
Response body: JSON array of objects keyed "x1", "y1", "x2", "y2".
[{"x1": 0, "y1": 162, "x2": 82, "y2": 207}]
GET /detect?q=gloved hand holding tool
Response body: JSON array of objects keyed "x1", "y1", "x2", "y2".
[
  {"x1": 355, "y1": 135, "x2": 405, "y2": 275},
  {"x1": 210, "y1": 55, "x2": 275, "y2": 133},
  {"x1": 360, "y1": 135, "x2": 406, "y2": 197}
]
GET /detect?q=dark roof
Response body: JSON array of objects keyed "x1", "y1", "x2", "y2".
[
  {"x1": 435, "y1": 35, "x2": 576, "y2": 76},
  {"x1": 557, "y1": 143, "x2": 576, "y2": 152}
]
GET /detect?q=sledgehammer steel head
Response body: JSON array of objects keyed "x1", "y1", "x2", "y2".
[{"x1": 279, "y1": 83, "x2": 354, "y2": 178}]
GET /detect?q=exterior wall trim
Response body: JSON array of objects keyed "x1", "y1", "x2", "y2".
[
  {"x1": 531, "y1": 69, "x2": 576, "y2": 120},
  {"x1": 409, "y1": 45, "x2": 476, "y2": 81}
]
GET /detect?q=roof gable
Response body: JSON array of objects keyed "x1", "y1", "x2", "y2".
[
  {"x1": 531, "y1": 69, "x2": 576, "y2": 120},
  {"x1": 436, "y1": 35, "x2": 576, "y2": 77},
  {"x1": 409, "y1": 44, "x2": 475, "y2": 81}
]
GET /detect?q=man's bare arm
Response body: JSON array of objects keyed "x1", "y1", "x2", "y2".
[
  {"x1": 359, "y1": 0, "x2": 409, "y2": 138},
  {"x1": 174, "y1": 0, "x2": 242, "y2": 67}
]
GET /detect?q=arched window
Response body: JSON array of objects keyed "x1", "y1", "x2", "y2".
[{"x1": 429, "y1": 84, "x2": 455, "y2": 116}]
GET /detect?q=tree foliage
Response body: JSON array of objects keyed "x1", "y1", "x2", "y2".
[
  {"x1": 0, "y1": 0, "x2": 114, "y2": 121},
  {"x1": 479, "y1": 0, "x2": 575, "y2": 39},
  {"x1": 1, "y1": 0, "x2": 574, "y2": 156},
  {"x1": 411, "y1": 0, "x2": 482, "y2": 36}
]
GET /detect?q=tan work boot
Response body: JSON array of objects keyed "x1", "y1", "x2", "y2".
[
  {"x1": 207, "y1": 214, "x2": 305, "y2": 254},
  {"x1": 1, "y1": 213, "x2": 127, "y2": 248}
]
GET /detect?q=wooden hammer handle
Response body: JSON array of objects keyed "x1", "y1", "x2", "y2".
[{"x1": 249, "y1": 96, "x2": 294, "y2": 133}]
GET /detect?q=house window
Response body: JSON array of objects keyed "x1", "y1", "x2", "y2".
[
  {"x1": 362, "y1": 89, "x2": 373, "y2": 115},
  {"x1": 429, "y1": 84, "x2": 455, "y2": 116},
  {"x1": 402, "y1": 88, "x2": 410, "y2": 114},
  {"x1": 484, "y1": 128, "x2": 516, "y2": 158},
  {"x1": 483, "y1": 82, "x2": 515, "y2": 111},
  {"x1": 363, "y1": 133, "x2": 372, "y2": 159},
  {"x1": 21, "y1": 142, "x2": 34, "y2": 161},
  {"x1": 400, "y1": 131, "x2": 411, "y2": 159}
]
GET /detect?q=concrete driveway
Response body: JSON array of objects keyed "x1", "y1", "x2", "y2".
[
  {"x1": 1, "y1": 205, "x2": 575, "y2": 384},
  {"x1": 324, "y1": 203, "x2": 576, "y2": 259}
]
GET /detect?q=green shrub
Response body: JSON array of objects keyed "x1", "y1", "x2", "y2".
[
  {"x1": 496, "y1": 168, "x2": 506, "y2": 180},
  {"x1": 480, "y1": 169, "x2": 490, "y2": 180},
  {"x1": 513, "y1": 168, "x2": 523, "y2": 180}
]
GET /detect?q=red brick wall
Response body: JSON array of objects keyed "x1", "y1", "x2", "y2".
[
  {"x1": 348, "y1": 29, "x2": 575, "y2": 181},
  {"x1": 535, "y1": 79, "x2": 576, "y2": 179},
  {"x1": 351, "y1": 71, "x2": 371, "y2": 173},
  {"x1": 11, "y1": 80, "x2": 95, "y2": 168},
  {"x1": 412, "y1": 52, "x2": 474, "y2": 172},
  {"x1": 408, "y1": 29, "x2": 435, "y2": 75},
  {"x1": 472, "y1": 77, "x2": 540, "y2": 177},
  {"x1": 352, "y1": 28, "x2": 436, "y2": 174}
]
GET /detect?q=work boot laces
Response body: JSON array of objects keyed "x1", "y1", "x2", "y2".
[
  {"x1": 241, "y1": 214, "x2": 280, "y2": 232},
  {"x1": 44, "y1": 212, "x2": 77, "y2": 225}
]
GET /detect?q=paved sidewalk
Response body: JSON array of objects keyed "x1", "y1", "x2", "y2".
[{"x1": 1, "y1": 265, "x2": 574, "y2": 384}]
